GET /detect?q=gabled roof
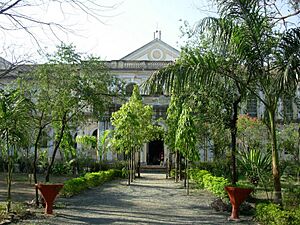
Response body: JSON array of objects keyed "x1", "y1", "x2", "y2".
[{"x1": 121, "y1": 38, "x2": 180, "y2": 61}]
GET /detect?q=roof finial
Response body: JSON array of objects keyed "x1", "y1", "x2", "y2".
[{"x1": 154, "y1": 30, "x2": 161, "y2": 40}]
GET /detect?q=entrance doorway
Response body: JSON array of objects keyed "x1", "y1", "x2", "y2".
[{"x1": 147, "y1": 140, "x2": 164, "y2": 165}]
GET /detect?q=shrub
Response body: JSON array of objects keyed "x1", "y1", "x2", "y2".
[
  {"x1": 190, "y1": 168, "x2": 230, "y2": 198},
  {"x1": 194, "y1": 159, "x2": 231, "y2": 179},
  {"x1": 203, "y1": 173, "x2": 230, "y2": 198},
  {"x1": 256, "y1": 203, "x2": 300, "y2": 225},
  {"x1": 61, "y1": 177, "x2": 88, "y2": 197},
  {"x1": 52, "y1": 162, "x2": 73, "y2": 175},
  {"x1": 61, "y1": 169, "x2": 123, "y2": 197},
  {"x1": 84, "y1": 172, "x2": 104, "y2": 187},
  {"x1": 190, "y1": 169, "x2": 210, "y2": 189}
]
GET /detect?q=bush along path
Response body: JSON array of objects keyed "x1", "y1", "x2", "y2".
[
  {"x1": 190, "y1": 168, "x2": 300, "y2": 225},
  {"x1": 60, "y1": 169, "x2": 123, "y2": 197},
  {"x1": 0, "y1": 169, "x2": 123, "y2": 224},
  {"x1": 18, "y1": 173, "x2": 255, "y2": 225}
]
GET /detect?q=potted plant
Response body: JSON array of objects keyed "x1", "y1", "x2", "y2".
[
  {"x1": 225, "y1": 184, "x2": 253, "y2": 220},
  {"x1": 36, "y1": 183, "x2": 64, "y2": 214}
]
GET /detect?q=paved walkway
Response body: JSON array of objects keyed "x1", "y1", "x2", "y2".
[{"x1": 17, "y1": 173, "x2": 255, "y2": 224}]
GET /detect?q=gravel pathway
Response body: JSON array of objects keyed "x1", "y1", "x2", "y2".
[{"x1": 17, "y1": 173, "x2": 255, "y2": 225}]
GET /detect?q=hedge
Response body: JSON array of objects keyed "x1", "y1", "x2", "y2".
[
  {"x1": 61, "y1": 169, "x2": 123, "y2": 197},
  {"x1": 190, "y1": 169, "x2": 230, "y2": 198},
  {"x1": 190, "y1": 169, "x2": 210, "y2": 189},
  {"x1": 256, "y1": 203, "x2": 300, "y2": 225}
]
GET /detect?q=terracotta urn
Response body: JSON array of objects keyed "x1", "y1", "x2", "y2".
[
  {"x1": 36, "y1": 183, "x2": 64, "y2": 214},
  {"x1": 225, "y1": 186, "x2": 253, "y2": 220}
]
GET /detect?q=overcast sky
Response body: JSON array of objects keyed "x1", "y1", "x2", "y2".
[
  {"x1": 0, "y1": 0, "x2": 216, "y2": 62},
  {"x1": 2, "y1": 0, "x2": 298, "y2": 63}
]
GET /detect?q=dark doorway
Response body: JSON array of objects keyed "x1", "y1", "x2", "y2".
[{"x1": 148, "y1": 140, "x2": 164, "y2": 165}]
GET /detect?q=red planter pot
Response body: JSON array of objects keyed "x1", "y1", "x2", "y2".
[
  {"x1": 225, "y1": 186, "x2": 253, "y2": 220},
  {"x1": 36, "y1": 183, "x2": 64, "y2": 214}
]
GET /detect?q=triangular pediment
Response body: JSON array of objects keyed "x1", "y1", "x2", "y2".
[{"x1": 121, "y1": 39, "x2": 179, "y2": 61}]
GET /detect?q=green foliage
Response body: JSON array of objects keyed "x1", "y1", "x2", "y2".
[
  {"x1": 194, "y1": 159, "x2": 231, "y2": 178},
  {"x1": 282, "y1": 177, "x2": 300, "y2": 207},
  {"x1": 190, "y1": 168, "x2": 230, "y2": 198},
  {"x1": 278, "y1": 123, "x2": 300, "y2": 163},
  {"x1": 175, "y1": 104, "x2": 199, "y2": 161},
  {"x1": 238, "y1": 149, "x2": 272, "y2": 186},
  {"x1": 84, "y1": 172, "x2": 106, "y2": 187},
  {"x1": 60, "y1": 131, "x2": 77, "y2": 160},
  {"x1": 37, "y1": 149, "x2": 49, "y2": 173},
  {"x1": 76, "y1": 135, "x2": 97, "y2": 148},
  {"x1": 111, "y1": 85, "x2": 155, "y2": 155},
  {"x1": 61, "y1": 169, "x2": 122, "y2": 197},
  {"x1": 61, "y1": 177, "x2": 88, "y2": 197},
  {"x1": 165, "y1": 95, "x2": 183, "y2": 151},
  {"x1": 20, "y1": 43, "x2": 120, "y2": 181},
  {"x1": 0, "y1": 88, "x2": 33, "y2": 149},
  {"x1": 0, "y1": 88, "x2": 33, "y2": 212},
  {"x1": 237, "y1": 115, "x2": 268, "y2": 151},
  {"x1": 256, "y1": 203, "x2": 300, "y2": 225},
  {"x1": 190, "y1": 169, "x2": 210, "y2": 188},
  {"x1": 203, "y1": 173, "x2": 230, "y2": 198},
  {"x1": 52, "y1": 161, "x2": 73, "y2": 175}
]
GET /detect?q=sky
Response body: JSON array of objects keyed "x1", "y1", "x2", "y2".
[
  {"x1": 0, "y1": 0, "x2": 216, "y2": 63},
  {"x1": 2, "y1": 0, "x2": 298, "y2": 63}
]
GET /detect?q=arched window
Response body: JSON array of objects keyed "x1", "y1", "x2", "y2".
[{"x1": 125, "y1": 83, "x2": 136, "y2": 96}]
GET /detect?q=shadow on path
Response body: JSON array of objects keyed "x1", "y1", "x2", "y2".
[{"x1": 17, "y1": 173, "x2": 255, "y2": 225}]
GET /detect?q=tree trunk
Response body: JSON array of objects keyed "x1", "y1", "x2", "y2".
[
  {"x1": 127, "y1": 155, "x2": 131, "y2": 186},
  {"x1": 166, "y1": 158, "x2": 169, "y2": 179},
  {"x1": 184, "y1": 158, "x2": 187, "y2": 188},
  {"x1": 132, "y1": 150, "x2": 135, "y2": 180},
  {"x1": 168, "y1": 152, "x2": 172, "y2": 178},
  {"x1": 175, "y1": 150, "x2": 179, "y2": 182},
  {"x1": 45, "y1": 114, "x2": 67, "y2": 182},
  {"x1": 6, "y1": 132, "x2": 12, "y2": 213},
  {"x1": 137, "y1": 151, "x2": 141, "y2": 178},
  {"x1": 179, "y1": 153, "x2": 182, "y2": 180},
  {"x1": 6, "y1": 155, "x2": 12, "y2": 213},
  {"x1": 33, "y1": 127, "x2": 43, "y2": 207},
  {"x1": 230, "y1": 98, "x2": 241, "y2": 185},
  {"x1": 268, "y1": 109, "x2": 282, "y2": 204},
  {"x1": 186, "y1": 159, "x2": 189, "y2": 195},
  {"x1": 129, "y1": 150, "x2": 134, "y2": 183}
]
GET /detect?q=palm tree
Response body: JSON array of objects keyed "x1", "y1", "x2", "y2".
[{"x1": 145, "y1": 0, "x2": 300, "y2": 204}]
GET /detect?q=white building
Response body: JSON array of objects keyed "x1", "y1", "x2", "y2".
[{"x1": 81, "y1": 34, "x2": 181, "y2": 165}]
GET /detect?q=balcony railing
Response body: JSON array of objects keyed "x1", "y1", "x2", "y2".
[{"x1": 105, "y1": 60, "x2": 173, "y2": 70}]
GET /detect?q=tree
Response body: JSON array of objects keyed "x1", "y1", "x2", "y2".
[
  {"x1": 0, "y1": 88, "x2": 32, "y2": 212},
  {"x1": 175, "y1": 103, "x2": 199, "y2": 195},
  {"x1": 0, "y1": 0, "x2": 119, "y2": 46},
  {"x1": 76, "y1": 135, "x2": 97, "y2": 160},
  {"x1": 209, "y1": 0, "x2": 300, "y2": 204},
  {"x1": 146, "y1": 0, "x2": 300, "y2": 204},
  {"x1": 146, "y1": 47, "x2": 250, "y2": 186},
  {"x1": 165, "y1": 94, "x2": 183, "y2": 182},
  {"x1": 111, "y1": 85, "x2": 156, "y2": 185},
  {"x1": 21, "y1": 43, "x2": 118, "y2": 183}
]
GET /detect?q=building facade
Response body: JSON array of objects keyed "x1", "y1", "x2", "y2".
[{"x1": 79, "y1": 36, "x2": 181, "y2": 165}]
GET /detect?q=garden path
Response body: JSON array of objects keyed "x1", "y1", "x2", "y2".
[{"x1": 17, "y1": 173, "x2": 255, "y2": 225}]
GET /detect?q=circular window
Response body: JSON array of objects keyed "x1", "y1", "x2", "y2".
[{"x1": 150, "y1": 49, "x2": 164, "y2": 60}]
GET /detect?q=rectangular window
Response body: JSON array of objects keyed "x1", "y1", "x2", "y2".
[
  {"x1": 246, "y1": 95, "x2": 257, "y2": 117},
  {"x1": 283, "y1": 98, "x2": 293, "y2": 121}
]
